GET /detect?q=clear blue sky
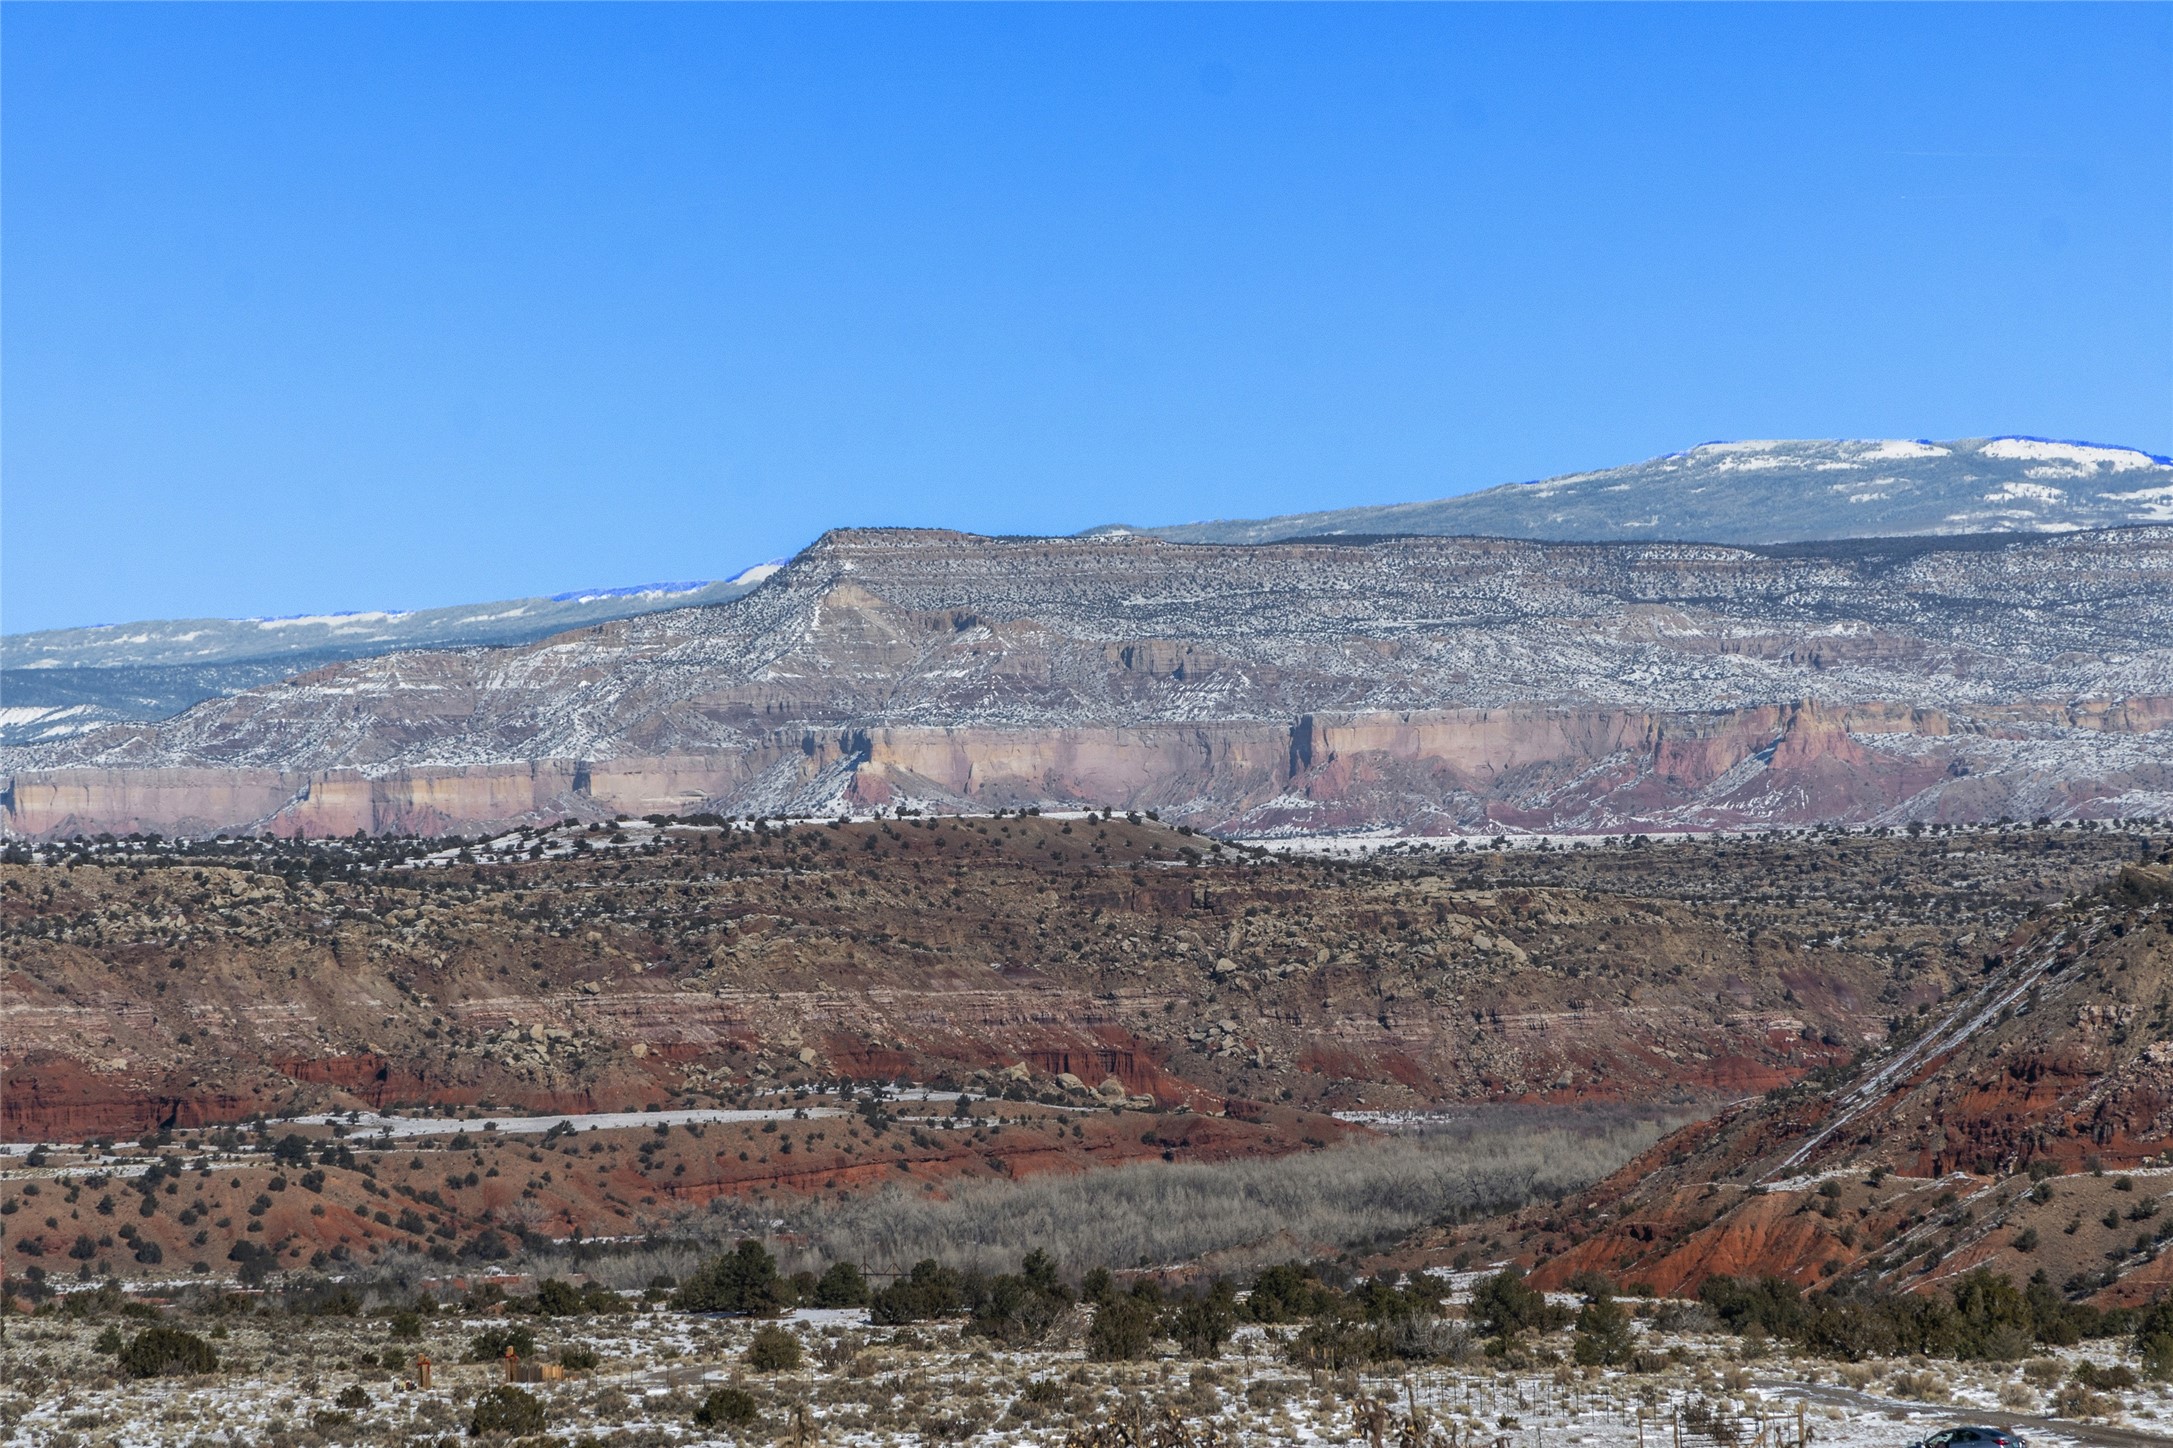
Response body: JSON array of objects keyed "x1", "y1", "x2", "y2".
[{"x1": 5, "y1": 4, "x2": 2168, "y2": 632}]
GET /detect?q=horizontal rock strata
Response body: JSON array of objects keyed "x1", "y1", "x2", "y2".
[{"x1": 7, "y1": 527, "x2": 2171, "y2": 838}]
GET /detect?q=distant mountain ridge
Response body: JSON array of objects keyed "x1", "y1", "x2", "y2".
[
  {"x1": 10, "y1": 433, "x2": 2171, "y2": 756},
  {"x1": 0, "y1": 565, "x2": 781, "y2": 746},
  {"x1": 1109, "y1": 437, "x2": 2173, "y2": 546}
]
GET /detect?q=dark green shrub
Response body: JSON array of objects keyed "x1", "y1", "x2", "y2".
[
  {"x1": 1564, "y1": 1268, "x2": 1619, "y2": 1301},
  {"x1": 694, "y1": 1386, "x2": 760, "y2": 1428},
  {"x1": 1169, "y1": 1286, "x2": 1236, "y2": 1359},
  {"x1": 532, "y1": 1278, "x2": 582, "y2": 1316},
  {"x1": 335, "y1": 1385, "x2": 370, "y2": 1410},
  {"x1": 581, "y1": 1282, "x2": 631, "y2": 1314},
  {"x1": 118, "y1": 1326, "x2": 219, "y2": 1379},
  {"x1": 2073, "y1": 1360, "x2": 2139, "y2": 1391},
  {"x1": 1246, "y1": 1263, "x2": 1338, "y2": 1322},
  {"x1": 1947, "y1": 1269, "x2": 2036, "y2": 1361},
  {"x1": 673, "y1": 1239, "x2": 786, "y2": 1316},
  {"x1": 1572, "y1": 1295, "x2": 1633, "y2": 1366},
  {"x1": 813, "y1": 1260, "x2": 869, "y2": 1308},
  {"x1": 746, "y1": 1324, "x2": 802, "y2": 1372},
  {"x1": 969, "y1": 1251, "x2": 1073, "y2": 1347},
  {"x1": 1086, "y1": 1296, "x2": 1158, "y2": 1361},
  {"x1": 1470, "y1": 1269, "x2": 1566, "y2": 1336},
  {"x1": 227, "y1": 1240, "x2": 275, "y2": 1287},
  {"x1": 2137, "y1": 1297, "x2": 2173, "y2": 1378},
  {"x1": 1350, "y1": 1272, "x2": 1441, "y2": 1324},
  {"x1": 464, "y1": 1325, "x2": 536, "y2": 1362},
  {"x1": 1699, "y1": 1275, "x2": 1808, "y2": 1338},
  {"x1": 469, "y1": 1385, "x2": 547, "y2": 1437},
  {"x1": 1699, "y1": 1268, "x2": 2117, "y2": 1363},
  {"x1": 869, "y1": 1258, "x2": 968, "y2": 1324},
  {"x1": 559, "y1": 1345, "x2": 600, "y2": 1372}
]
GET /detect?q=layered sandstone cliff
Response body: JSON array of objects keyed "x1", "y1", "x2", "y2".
[{"x1": 6, "y1": 527, "x2": 2171, "y2": 838}]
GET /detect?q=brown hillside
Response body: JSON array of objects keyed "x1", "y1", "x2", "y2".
[
  {"x1": 1462, "y1": 857, "x2": 2173, "y2": 1305},
  {"x1": 6, "y1": 819, "x2": 2140, "y2": 1143}
]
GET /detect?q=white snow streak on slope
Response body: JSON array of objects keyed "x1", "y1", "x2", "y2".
[{"x1": 1981, "y1": 438, "x2": 2161, "y2": 470}]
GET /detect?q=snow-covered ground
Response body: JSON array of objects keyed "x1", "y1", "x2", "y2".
[
  {"x1": 4, "y1": 1301, "x2": 2161, "y2": 1448},
  {"x1": 0, "y1": 1086, "x2": 1075, "y2": 1158},
  {"x1": 275, "y1": 1105, "x2": 853, "y2": 1140}
]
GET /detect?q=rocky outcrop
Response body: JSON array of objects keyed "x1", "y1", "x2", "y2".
[
  {"x1": 7, "y1": 526, "x2": 2172, "y2": 838},
  {"x1": 0, "y1": 1053, "x2": 261, "y2": 1140}
]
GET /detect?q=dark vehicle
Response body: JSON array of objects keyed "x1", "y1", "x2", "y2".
[{"x1": 1908, "y1": 1429, "x2": 2026, "y2": 1448}]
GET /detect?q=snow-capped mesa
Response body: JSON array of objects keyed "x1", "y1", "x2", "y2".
[
  {"x1": 0, "y1": 571, "x2": 781, "y2": 744},
  {"x1": 8, "y1": 520, "x2": 2170, "y2": 842},
  {"x1": 727, "y1": 560, "x2": 788, "y2": 587},
  {"x1": 1116, "y1": 437, "x2": 2173, "y2": 547}
]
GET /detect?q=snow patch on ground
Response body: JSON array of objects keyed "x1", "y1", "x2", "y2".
[
  {"x1": 1856, "y1": 440, "x2": 1953, "y2": 461},
  {"x1": 1983, "y1": 482, "x2": 2069, "y2": 506},
  {"x1": 1980, "y1": 439, "x2": 2163, "y2": 471},
  {"x1": 253, "y1": 611, "x2": 408, "y2": 631}
]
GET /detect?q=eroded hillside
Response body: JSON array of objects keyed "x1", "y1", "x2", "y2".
[
  {"x1": 1440, "y1": 850, "x2": 2173, "y2": 1306},
  {"x1": 5, "y1": 817, "x2": 2145, "y2": 1145},
  {"x1": 3, "y1": 816, "x2": 2165, "y2": 1293}
]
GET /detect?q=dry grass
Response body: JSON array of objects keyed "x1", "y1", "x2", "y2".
[
  {"x1": 590, "y1": 1111, "x2": 1685, "y2": 1282},
  {"x1": 1886, "y1": 1368, "x2": 1949, "y2": 1402}
]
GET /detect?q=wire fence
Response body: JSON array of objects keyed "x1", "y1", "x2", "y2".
[{"x1": 1314, "y1": 1369, "x2": 1818, "y2": 1448}]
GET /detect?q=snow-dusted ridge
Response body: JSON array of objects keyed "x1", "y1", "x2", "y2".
[
  {"x1": 1124, "y1": 437, "x2": 2173, "y2": 547},
  {"x1": 0, "y1": 569, "x2": 781, "y2": 744}
]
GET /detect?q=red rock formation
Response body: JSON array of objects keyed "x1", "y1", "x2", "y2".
[{"x1": 1502, "y1": 866, "x2": 2173, "y2": 1300}]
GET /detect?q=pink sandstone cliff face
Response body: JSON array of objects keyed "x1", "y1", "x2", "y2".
[
  {"x1": 7, "y1": 527, "x2": 2172, "y2": 837},
  {"x1": 8, "y1": 697, "x2": 2169, "y2": 839}
]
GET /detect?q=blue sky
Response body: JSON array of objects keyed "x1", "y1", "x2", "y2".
[{"x1": 5, "y1": 4, "x2": 2168, "y2": 632}]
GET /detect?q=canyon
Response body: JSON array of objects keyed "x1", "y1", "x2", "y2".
[{"x1": 8, "y1": 801, "x2": 2173, "y2": 1316}]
